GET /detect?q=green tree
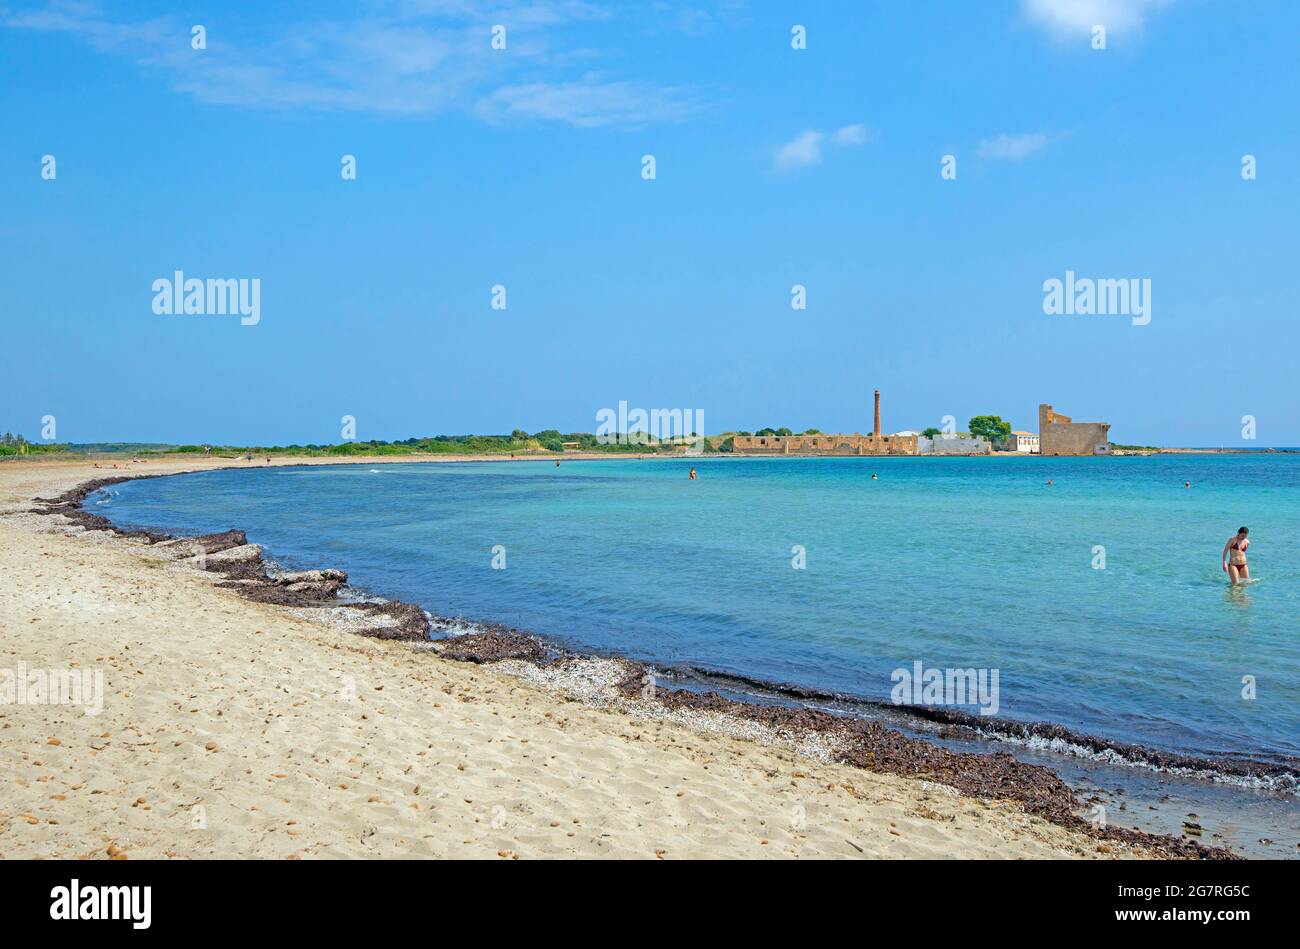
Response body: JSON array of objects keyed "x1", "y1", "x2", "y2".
[
  {"x1": 801, "y1": 428, "x2": 821, "y2": 435},
  {"x1": 532, "y1": 429, "x2": 564, "y2": 451},
  {"x1": 968, "y1": 415, "x2": 1011, "y2": 444},
  {"x1": 921, "y1": 427, "x2": 942, "y2": 439}
]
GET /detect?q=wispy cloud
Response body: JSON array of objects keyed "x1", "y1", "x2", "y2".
[
  {"x1": 1021, "y1": 0, "x2": 1174, "y2": 37},
  {"x1": 775, "y1": 131, "x2": 825, "y2": 171},
  {"x1": 1, "y1": 0, "x2": 706, "y2": 127},
  {"x1": 476, "y1": 74, "x2": 704, "y2": 127},
  {"x1": 830, "y1": 123, "x2": 871, "y2": 146},
  {"x1": 642, "y1": 0, "x2": 751, "y2": 37},
  {"x1": 976, "y1": 132, "x2": 1050, "y2": 160},
  {"x1": 773, "y1": 123, "x2": 875, "y2": 172}
]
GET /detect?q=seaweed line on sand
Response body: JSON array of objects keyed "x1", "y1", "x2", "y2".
[{"x1": 22, "y1": 471, "x2": 1238, "y2": 860}]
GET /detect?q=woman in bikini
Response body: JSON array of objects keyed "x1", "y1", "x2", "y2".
[{"x1": 1222, "y1": 527, "x2": 1250, "y2": 585}]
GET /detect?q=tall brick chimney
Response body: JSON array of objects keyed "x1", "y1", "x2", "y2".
[{"x1": 873, "y1": 389, "x2": 881, "y2": 437}]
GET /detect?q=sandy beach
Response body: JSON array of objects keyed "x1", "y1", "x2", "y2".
[{"x1": 0, "y1": 456, "x2": 1174, "y2": 860}]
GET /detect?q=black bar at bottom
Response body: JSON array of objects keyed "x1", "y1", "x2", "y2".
[{"x1": 0, "y1": 857, "x2": 1282, "y2": 933}]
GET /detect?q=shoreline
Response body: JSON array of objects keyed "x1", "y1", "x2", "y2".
[
  {"x1": 6, "y1": 456, "x2": 1244, "y2": 859},
  {"x1": 73, "y1": 459, "x2": 1298, "y2": 792},
  {"x1": 4, "y1": 454, "x2": 1153, "y2": 860}
]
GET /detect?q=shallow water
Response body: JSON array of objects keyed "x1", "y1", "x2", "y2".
[{"x1": 104, "y1": 455, "x2": 1300, "y2": 773}]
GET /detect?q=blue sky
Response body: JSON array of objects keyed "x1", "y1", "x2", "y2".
[{"x1": 1, "y1": 0, "x2": 1297, "y2": 446}]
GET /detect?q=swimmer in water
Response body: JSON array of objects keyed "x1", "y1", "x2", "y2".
[
  {"x1": 870, "y1": 473, "x2": 878, "y2": 481},
  {"x1": 688, "y1": 467, "x2": 697, "y2": 480},
  {"x1": 1222, "y1": 526, "x2": 1250, "y2": 585},
  {"x1": 1184, "y1": 481, "x2": 1191, "y2": 489},
  {"x1": 1046, "y1": 479, "x2": 1053, "y2": 486}
]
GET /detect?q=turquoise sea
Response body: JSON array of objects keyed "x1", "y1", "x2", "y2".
[{"x1": 102, "y1": 455, "x2": 1299, "y2": 775}]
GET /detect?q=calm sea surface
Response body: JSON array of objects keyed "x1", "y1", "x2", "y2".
[{"x1": 102, "y1": 455, "x2": 1300, "y2": 767}]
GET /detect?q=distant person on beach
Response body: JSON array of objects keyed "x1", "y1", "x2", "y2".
[
  {"x1": 1222, "y1": 527, "x2": 1251, "y2": 585},
  {"x1": 688, "y1": 467, "x2": 697, "y2": 480}
]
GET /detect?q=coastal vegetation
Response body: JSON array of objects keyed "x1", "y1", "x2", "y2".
[
  {"x1": 0, "y1": 430, "x2": 723, "y2": 459},
  {"x1": 168, "y1": 431, "x2": 699, "y2": 456},
  {"x1": 0, "y1": 433, "x2": 72, "y2": 457}
]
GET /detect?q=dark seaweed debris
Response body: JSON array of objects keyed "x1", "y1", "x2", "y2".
[
  {"x1": 679, "y1": 665, "x2": 1299, "y2": 793},
  {"x1": 32, "y1": 475, "x2": 428, "y2": 641},
  {"x1": 895, "y1": 703, "x2": 1300, "y2": 790},
  {"x1": 348, "y1": 601, "x2": 431, "y2": 642},
  {"x1": 434, "y1": 630, "x2": 549, "y2": 664},
  {"x1": 607, "y1": 663, "x2": 1237, "y2": 860},
  {"x1": 32, "y1": 476, "x2": 174, "y2": 542}
]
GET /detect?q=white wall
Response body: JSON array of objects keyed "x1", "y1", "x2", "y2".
[{"x1": 918, "y1": 435, "x2": 992, "y2": 455}]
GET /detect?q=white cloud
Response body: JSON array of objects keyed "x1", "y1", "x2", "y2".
[
  {"x1": 476, "y1": 75, "x2": 703, "y2": 127},
  {"x1": 976, "y1": 132, "x2": 1050, "y2": 160},
  {"x1": 1021, "y1": 0, "x2": 1173, "y2": 36},
  {"x1": 831, "y1": 123, "x2": 873, "y2": 146},
  {"x1": 643, "y1": 1, "x2": 751, "y2": 37},
  {"x1": 774, "y1": 130, "x2": 826, "y2": 171},
  {"x1": 2, "y1": 0, "x2": 703, "y2": 127},
  {"x1": 774, "y1": 123, "x2": 874, "y2": 172}
]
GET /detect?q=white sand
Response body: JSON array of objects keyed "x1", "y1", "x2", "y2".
[{"x1": 0, "y1": 457, "x2": 1149, "y2": 859}]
